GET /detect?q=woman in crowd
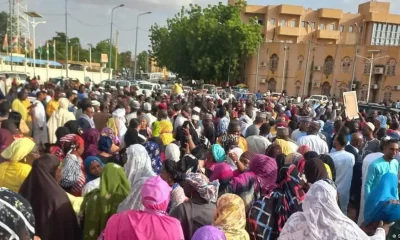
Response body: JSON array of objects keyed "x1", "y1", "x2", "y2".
[
  {"x1": 214, "y1": 193, "x2": 249, "y2": 240},
  {"x1": 279, "y1": 180, "x2": 386, "y2": 240},
  {"x1": 47, "y1": 98, "x2": 75, "y2": 144},
  {"x1": 166, "y1": 143, "x2": 181, "y2": 162},
  {"x1": 111, "y1": 107, "x2": 127, "y2": 144},
  {"x1": 144, "y1": 139, "x2": 163, "y2": 174},
  {"x1": 82, "y1": 156, "x2": 104, "y2": 195},
  {"x1": 19, "y1": 154, "x2": 81, "y2": 240},
  {"x1": 232, "y1": 151, "x2": 255, "y2": 175},
  {"x1": 125, "y1": 119, "x2": 146, "y2": 147},
  {"x1": 139, "y1": 114, "x2": 152, "y2": 138},
  {"x1": 192, "y1": 226, "x2": 227, "y2": 240},
  {"x1": 64, "y1": 120, "x2": 82, "y2": 135},
  {"x1": 81, "y1": 163, "x2": 130, "y2": 240},
  {"x1": 101, "y1": 126, "x2": 120, "y2": 153},
  {"x1": 304, "y1": 158, "x2": 330, "y2": 184},
  {"x1": 159, "y1": 119, "x2": 175, "y2": 146},
  {"x1": 230, "y1": 154, "x2": 278, "y2": 210},
  {"x1": 1, "y1": 119, "x2": 23, "y2": 137},
  {"x1": 204, "y1": 144, "x2": 226, "y2": 176},
  {"x1": 210, "y1": 163, "x2": 233, "y2": 198},
  {"x1": 0, "y1": 129, "x2": 14, "y2": 163},
  {"x1": 82, "y1": 128, "x2": 100, "y2": 159},
  {"x1": 97, "y1": 136, "x2": 119, "y2": 165},
  {"x1": 102, "y1": 176, "x2": 184, "y2": 240},
  {"x1": 59, "y1": 134, "x2": 86, "y2": 196},
  {"x1": 248, "y1": 164, "x2": 305, "y2": 239},
  {"x1": 170, "y1": 172, "x2": 219, "y2": 240},
  {"x1": 48, "y1": 126, "x2": 71, "y2": 161},
  {"x1": 160, "y1": 159, "x2": 187, "y2": 211},
  {"x1": 218, "y1": 121, "x2": 248, "y2": 152},
  {"x1": 319, "y1": 154, "x2": 336, "y2": 181},
  {"x1": 0, "y1": 138, "x2": 36, "y2": 192},
  {"x1": 117, "y1": 144, "x2": 156, "y2": 212}
]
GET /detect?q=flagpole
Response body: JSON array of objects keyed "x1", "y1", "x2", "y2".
[
  {"x1": 46, "y1": 41, "x2": 49, "y2": 62},
  {"x1": 53, "y1": 40, "x2": 56, "y2": 63},
  {"x1": 9, "y1": 0, "x2": 13, "y2": 71}
]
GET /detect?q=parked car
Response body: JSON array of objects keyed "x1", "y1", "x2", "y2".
[
  {"x1": 138, "y1": 82, "x2": 162, "y2": 97},
  {"x1": 304, "y1": 95, "x2": 329, "y2": 105},
  {"x1": 0, "y1": 71, "x2": 30, "y2": 85},
  {"x1": 99, "y1": 80, "x2": 117, "y2": 90},
  {"x1": 116, "y1": 80, "x2": 131, "y2": 88}
]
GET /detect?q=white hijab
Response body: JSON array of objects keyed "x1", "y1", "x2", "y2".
[
  {"x1": 112, "y1": 108, "x2": 127, "y2": 145},
  {"x1": 117, "y1": 144, "x2": 156, "y2": 213},
  {"x1": 279, "y1": 180, "x2": 385, "y2": 240},
  {"x1": 165, "y1": 143, "x2": 180, "y2": 162}
]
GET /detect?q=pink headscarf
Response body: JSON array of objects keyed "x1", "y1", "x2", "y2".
[
  {"x1": 103, "y1": 176, "x2": 184, "y2": 240},
  {"x1": 249, "y1": 154, "x2": 278, "y2": 195}
]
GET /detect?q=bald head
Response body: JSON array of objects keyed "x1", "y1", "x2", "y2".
[{"x1": 351, "y1": 132, "x2": 364, "y2": 149}]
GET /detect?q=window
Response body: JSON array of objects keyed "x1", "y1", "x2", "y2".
[
  {"x1": 364, "y1": 61, "x2": 371, "y2": 74},
  {"x1": 340, "y1": 25, "x2": 344, "y2": 32},
  {"x1": 341, "y1": 56, "x2": 352, "y2": 73},
  {"x1": 360, "y1": 85, "x2": 368, "y2": 101},
  {"x1": 320, "y1": 24, "x2": 325, "y2": 30},
  {"x1": 329, "y1": 24, "x2": 335, "y2": 31},
  {"x1": 281, "y1": 20, "x2": 286, "y2": 26},
  {"x1": 268, "y1": 78, "x2": 277, "y2": 92},
  {"x1": 349, "y1": 26, "x2": 354, "y2": 32},
  {"x1": 302, "y1": 21, "x2": 306, "y2": 28},
  {"x1": 386, "y1": 58, "x2": 397, "y2": 76},
  {"x1": 270, "y1": 54, "x2": 279, "y2": 72},
  {"x1": 323, "y1": 56, "x2": 334, "y2": 77},
  {"x1": 257, "y1": 20, "x2": 264, "y2": 25},
  {"x1": 290, "y1": 20, "x2": 296, "y2": 27},
  {"x1": 384, "y1": 86, "x2": 392, "y2": 101},
  {"x1": 310, "y1": 22, "x2": 315, "y2": 29},
  {"x1": 270, "y1": 18, "x2": 275, "y2": 25},
  {"x1": 298, "y1": 55, "x2": 304, "y2": 70}
]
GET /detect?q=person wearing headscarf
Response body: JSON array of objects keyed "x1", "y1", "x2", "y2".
[
  {"x1": 117, "y1": 144, "x2": 156, "y2": 212},
  {"x1": 0, "y1": 138, "x2": 35, "y2": 192},
  {"x1": 81, "y1": 163, "x2": 130, "y2": 240},
  {"x1": 230, "y1": 154, "x2": 278, "y2": 210},
  {"x1": 214, "y1": 193, "x2": 249, "y2": 240},
  {"x1": 105, "y1": 118, "x2": 119, "y2": 142},
  {"x1": 276, "y1": 127, "x2": 298, "y2": 153},
  {"x1": 0, "y1": 129, "x2": 14, "y2": 154},
  {"x1": 248, "y1": 164, "x2": 305, "y2": 239},
  {"x1": 166, "y1": 143, "x2": 181, "y2": 162},
  {"x1": 97, "y1": 136, "x2": 119, "y2": 165},
  {"x1": 101, "y1": 127, "x2": 120, "y2": 152},
  {"x1": 204, "y1": 144, "x2": 226, "y2": 176},
  {"x1": 64, "y1": 120, "x2": 81, "y2": 135},
  {"x1": 47, "y1": 126, "x2": 71, "y2": 162},
  {"x1": 82, "y1": 156, "x2": 104, "y2": 195},
  {"x1": 59, "y1": 134, "x2": 86, "y2": 196},
  {"x1": 170, "y1": 172, "x2": 219, "y2": 240},
  {"x1": 0, "y1": 187, "x2": 36, "y2": 239},
  {"x1": 144, "y1": 140, "x2": 163, "y2": 174},
  {"x1": 210, "y1": 163, "x2": 233, "y2": 198},
  {"x1": 124, "y1": 120, "x2": 146, "y2": 147},
  {"x1": 285, "y1": 152, "x2": 303, "y2": 165},
  {"x1": 218, "y1": 121, "x2": 248, "y2": 152},
  {"x1": 11, "y1": 90, "x2": 31, "y2": 130},
  {"x1": 102, "y1": 176, "x2": 184, "y2": 240},
  {"x1": 82, "y1": 128, "x2": 100, "y2": 159},
  {"x1": 297, "y1": 145, "x2": 311, "y2": 155},
  {"x1": 47, "y1": 98, "x2": 76, "y2": 144},
  {"x1": 266, "y1": 144, "x2": 283, "y2": 159},
  {"x1": 192, "y1": 226, "x2": 227, "y2": 240},
  {"x1": 112, "y1": 108, "x2": 127, "y2": 145},
  {"x1": 279, "y1": 180, "x2": 386, "y2": 240},
  {"x1": 1, "y1": 119, "x2": 22, "y2": 137},
  {"x1": 226, "y1": 146, "x2": 243, "y2": 171},
  {"x1": 304, "y1": 158, "x2": 329, "y2": 184},
  {"x1": 160, "y1": 159, "x2": 187, "y2": 212},
  {"x1": 138, "y1": 113, "x2": 152, "y2": 139},
  {"x1": 19, "y1": 154, "x2": 81, "y2": 240},
  {"x1": 159, "y1": 119, "x2": 175, "y2": 146},
  {"x1": 319, "y1": 154, "x2": 337, "y2": 181}
]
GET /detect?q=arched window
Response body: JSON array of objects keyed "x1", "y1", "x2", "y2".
[
  {"x1": 386, "y1": 58, "x2": 397, "y2": 76},
  {"x1": 321, "y1": 82, "x2": 331, "y2": 96},
  {"x1": 268, "y1": 78, "x2": 277, "y2": 92},
  {"x1": 360, "y1": 84, "x2": 368, "y2": 101},
  {"x1": 270, "y1": 54, "x2": 279, "y2": 72},
  {"x1": 323, "y1": 56, "x2": 334, "y2": 77},
  {"x1": 383, "y1": 86, "x2": 392, "y2": 101},
  {"x1": 339, "y1": 83, "x2": 348, "y2": 97},
  {"x1": 341, "y1": 56, "x2": 352, "y2": 73},
  {"x1": 363, "y1": 61, "x2": 371, "y2": 75},
  {"x1": 295, "y1": 81, "x2": 302, "y2": 97},
  {"x1": 298, "y1": 55, "x2": 304, "y2": 70}
]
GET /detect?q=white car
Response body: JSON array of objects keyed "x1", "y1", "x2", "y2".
[
  {"x1": 138, "y1": 82, "x2": 162, "y2": 97},
  {"x1": 305, "y1": 95, "x2": 329, "y2": 105}
]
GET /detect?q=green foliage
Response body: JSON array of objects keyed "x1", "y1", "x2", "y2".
[
  {"x1": 149, "y1": 0, "x2": 261, "y2": 82},
  {"x1": 137, "y1": 51, "x2": 149, "y2": 73}
]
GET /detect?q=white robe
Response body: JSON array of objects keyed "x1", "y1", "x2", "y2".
[{"x1": 33, "y1": 100, "x2": 48, "y2": 145}]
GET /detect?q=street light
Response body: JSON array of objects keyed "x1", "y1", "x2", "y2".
[
  {"x1": 356, "y1": 50, "x2": 389, "y2": 103},
  {"x1": 281, "y1": 45, "x2": 288, "y2": 92},
  {"x1": 133, "y1": 11, "x2": 152, "y2": 81},
  {"x1": 109, "y1": 4, "x2": 124, "y2": 80},
  {"x1": 350, "y1": 23, "x2": 361, "y2": 91},
  {"x1": 302, "y1": 21, "x2": 313, "y2": 98},
  {"x1": 25, "y1": 11, "x2": 46, "y2": 77}
]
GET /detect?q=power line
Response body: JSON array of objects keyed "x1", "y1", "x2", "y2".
[
  {"x1": 113, "y1": 23, "x2": 149, "y2": 32},
  {"x1": 68, "y1": 13, "x2": 109, "y2": 27}
]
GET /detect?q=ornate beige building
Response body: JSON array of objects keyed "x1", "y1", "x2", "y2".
[{"x1": 234, "y1": 0, "x2": 400, "y2": 102}]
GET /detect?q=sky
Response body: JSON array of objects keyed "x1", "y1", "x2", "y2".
[{"x1": 0, "y1": 0, "x2": 399, "y2": 55}]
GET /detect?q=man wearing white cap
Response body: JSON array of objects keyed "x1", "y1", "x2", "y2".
[
  {"x1": 144, "y1": 102, "x2": 157, "y2": 127},
  {"x1": 360, "y1": 122, "x2": 380, "y2": 160}
]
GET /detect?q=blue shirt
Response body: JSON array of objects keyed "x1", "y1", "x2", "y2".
[{"x1": 365, "y1": 157, "x2": 399, "y2": 201}]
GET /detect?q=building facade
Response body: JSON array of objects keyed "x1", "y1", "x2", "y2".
[{"x1": 235, "y1": 0, "x2": 400, "y2": 102}]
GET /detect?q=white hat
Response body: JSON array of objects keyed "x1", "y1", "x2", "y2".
[
  {"x1": 144, "y1": 102, "x2": 152, "y2": 111},
  {"x1": 192, "y1": 115, "x2": 200, "y2": 121},
  {"x1": 91, "y1": 100, "x2": 100, "y2": 107},
  {"x1": 105, "y1": 92, "x2": 111, "y2": 95},
  {"x1": 365, "y1": 122, "x2": 375, "y2": 132},
  {"x1": 72, "y1": 90, "x2": 78, "y2": 94},
  {"x1": 98, "y1": 87, "x2": 105, "y2": 90},
  {"x1": 94, "y1": 91, "x2": 101, "y2": 95},
  {"x1": 193, "y1": 107, "x2": 201, "y2": 113}
]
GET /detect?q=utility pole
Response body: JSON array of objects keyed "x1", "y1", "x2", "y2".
[
  {"x1": 9, "y1": 0, "x2": 13, "y2": 71},
  {"x1": 115, "y1": 30, "x2": 119, "y2": 74},
  {"x1": 281, "y1": 45, "x2": 288, "y2": 92},
  {"x1": 350, "y1": 23, "x2": 359, "y2": 91},
  {"x1": 302, "y1": 21, "x2": 313, "y2": 98},
  {"x1": 65, "y1": 0, "x2": 69, "y2": 77}
]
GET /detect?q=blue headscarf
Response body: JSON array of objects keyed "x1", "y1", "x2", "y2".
[
  {"x1": 84, "y1": 156, "x2": 104, "y2": 183},
  {"x1": 364, "y1": 173, "x2": 400, "y2": 224},
  {"x1": 212, "y1": 144, "x2": 226, "y2": 163},
  {"x1": 98, "y1": 136, "x2": 112, "y2": 153}
]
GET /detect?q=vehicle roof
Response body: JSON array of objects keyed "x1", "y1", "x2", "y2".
[
  {"x1": 310, "y1": 95, "x2": 327, "y2": 97},
  {"x1": 358, "y1": 104, "x2": 400, "y2": 113}
]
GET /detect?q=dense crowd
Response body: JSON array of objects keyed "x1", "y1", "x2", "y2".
[{"x1": 0, "y1": 78, "x2": 400, "y2": 240}]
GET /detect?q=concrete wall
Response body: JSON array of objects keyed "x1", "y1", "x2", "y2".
[{"x1": 0, "y1": 60, "x2": 109, "y2": 84}]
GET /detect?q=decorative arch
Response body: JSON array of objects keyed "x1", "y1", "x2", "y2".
[
  {"x1": 341, "y1": 56, "x2": 352, "y2": 73},
  {"x1": 268, "y1": 78, "x2": 277, "y2": 92},
  {"x1": 270, "y1": 54, "x2": 279, "y2": 73},
  {"x1": 386, "y1": 58, "x2": 397, "y2": 76},
  {"x1": 363, "y1": 60, "x2": 371, "y2": 75},
  {"x1": 323, "y1": 56, "x2": 334, "y2": 77},
  {"x1": 295, "y1": 80, "x2": 302, "y2": 97},
  {"x1": 321, "y1": 81, "x2": 331, "y2": 96},
  {"x1": 339, "y1": 82, "x2": 349, "y2": 96},
  {"x1": 360, "y1": 84, "x2": 368, "y2": 101},
  {"x1": 297, "y1": 55, "x2": 304, "y2": 70},
  {"x1": 383, "y1": 86, "x2": 392, "y2": 101}
]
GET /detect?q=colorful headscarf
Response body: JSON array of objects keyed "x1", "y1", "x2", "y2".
[
  {"x1": 165, "y1": 143, "x2": 181, "y2": 162},
  {"x1": 98, "y1": 136, "x2": 112, "y2": 153},
  {"x1": 82, "y1": 128, "x2": 100, "y2": 159},
  {"x1": 1, "y1": 137, "x2": 35, "y2": 162},
  {"x1": 59, "y1": 134, "x2": 84, "y2": 155},
  {"x1": 304, "y1": 158, "x2": 328, "y2": 184},
  {"x1": 186, "y1": 172, "x2": 220, "y2": 203},
  {"x1": 212, "y1": 144, "x2": 226, "y2": 163},
  {"x1": 101, "y1": 127, "x2": 119, "y2": 145},
  {"x1": 297, "y1": 145, "x2": 311, "y2": 155},
  {"x1": 49, "y1": 145, "x2": 65, "y2": 162},
  {"x1": 144, "y1": 141, "x2": 162, "y2": 174},
  {"x1": 249, "y1": 154, "x2": 278, "y2": 195},
  {"x1": 84, "y1": 156, "x2": 104, "y2": 183},
  {"x1": 274, "y1": 139, "x2": 294, "y2": 155},
  {"x1": 141, "y1": 176, "x2": 171, "y2": 213},
  {"x1": 0, "y1": 129, "x2": 14, "y2": 153},
  {"x1": 215, "y1": 193, "x2": 249, "y2": 240},
  {"x1": 159, "y1": 120, "x2": 175, "y2": 146},
  {"x1": 192, "y1": 226, "x2": 226, "y2": 240},
  {"x1": 285, "y1": 152, "x2": 303, "y2": 165}
]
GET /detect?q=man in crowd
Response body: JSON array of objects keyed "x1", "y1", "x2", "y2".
[{"x1": 297, "y1": 121, "x2": 328, "y2": 155}]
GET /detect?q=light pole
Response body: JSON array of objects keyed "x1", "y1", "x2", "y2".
[
  {"x1": 281, "y1": 45, "x2": 288, "y2": 92},
  {"x1": 350, "y1": 23, "x2": 360, "y2": 91},
  {"x1": 109, "y1": 4, "x2": 124, "y2": 80},
  {"x1": 25, "y1": 11, "x2": 45, "y2": 77},
  {"x1": 302, "y1": 21, "x2": 312, "y2": 98},
  {"x1": 356, "y1": 50, "x2": 389, "y2": 103},
  {"x1": 65, "y1": 0, "x2": 68, "y2": 78},
  {"x1": 133, "y1": 11, "x2": 152, "y2": 81}
]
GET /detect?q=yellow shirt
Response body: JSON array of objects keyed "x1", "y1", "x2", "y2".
[
  {"x1": 66, "y1": 192, "x2": 83, "y2": 216},
  {"x1": 0, "y1": 162, "x2": 32, "y2": 193},
  {"x1": 46, "y1": 99, "x2": 59, "y2": 117},
  {"x1": 11, "y1": 99, "x2": 32, "y2": 122},
  {"x1": 173, "y1": 83, "x2": 183, "y2": 95}
]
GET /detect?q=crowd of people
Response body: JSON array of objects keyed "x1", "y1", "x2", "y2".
[{"x1": 0, "y1": 78, "x2": 400, "y2": 240}]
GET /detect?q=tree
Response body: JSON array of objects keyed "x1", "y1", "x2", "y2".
[
  {"x1": 119, "y1": 51, "x2": 133, "y2": 77},
  {"x1": 137, "y1": 51, "x2": 149, "y2": 73},
  {"x1": 149, "y1": 0, "x2": 261, "y2": 83}
]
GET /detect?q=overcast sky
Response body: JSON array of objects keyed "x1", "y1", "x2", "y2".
[{"x1": 0, "y1": 0, "x2": 399, "y2": 54}]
